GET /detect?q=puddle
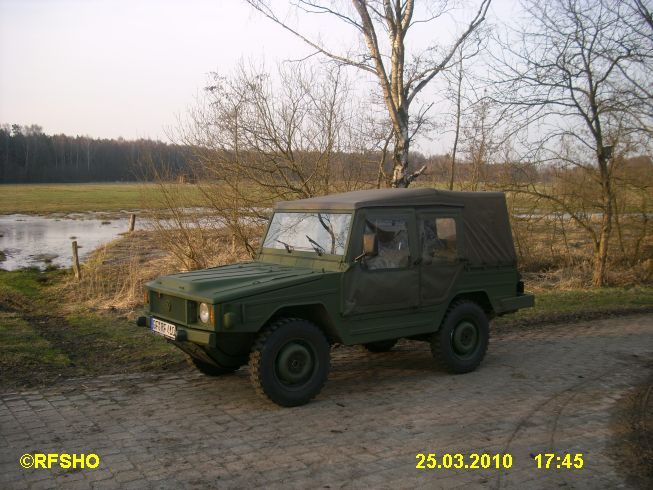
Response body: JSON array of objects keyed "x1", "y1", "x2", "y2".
[{"x1": 0, "y1": 214, "x2": 132, "y2": 271}]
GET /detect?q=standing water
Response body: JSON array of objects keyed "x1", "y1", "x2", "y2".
[{"x1": 0, "y1": 214, "x2": 132, "y2": 271}]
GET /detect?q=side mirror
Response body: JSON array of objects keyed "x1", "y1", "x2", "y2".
[{"x1": 363, "y1": 233, "x2": 378, "y2": 257}]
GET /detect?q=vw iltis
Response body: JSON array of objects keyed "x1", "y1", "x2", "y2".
[{"x1": 138, "y1": 188, "x2": 534, "y2": 406}]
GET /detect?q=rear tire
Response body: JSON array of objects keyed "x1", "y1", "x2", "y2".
[
  {"x1": 431, "y1": 300, "x2": 489, "y2": 374},
  {"x1": 363, "y1": 339, "x2": 398, "y2": 352},
  {"x1": 249, "y1": 318, "x2": 330, "y2": 407},
  {"x1": 188, "y1": 357, "x2": 240, "y2": 376}
]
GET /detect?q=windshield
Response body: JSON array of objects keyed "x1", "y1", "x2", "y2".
[{"x1": 263, "y1": 212, "x2": 352, "y2": 256}]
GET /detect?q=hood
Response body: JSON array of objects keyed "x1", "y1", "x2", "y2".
[{"x1": 147, "y1": 261, "x2": 321, "y2": 302}]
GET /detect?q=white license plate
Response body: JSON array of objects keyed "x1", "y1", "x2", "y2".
[{"x1": 151, "y1": 318, "x2": 177, "y2": 340}]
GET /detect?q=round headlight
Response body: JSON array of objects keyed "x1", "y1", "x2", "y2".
[{"x1": 199, "y1": 303, "x2": 210, "y2": 324}]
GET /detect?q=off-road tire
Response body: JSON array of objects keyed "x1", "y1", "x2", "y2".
[
  {"x1": 188, "y1": 357, "x2": 240, "y2": 376},
  {"x1": 363, "y1": 339, "x2": 398, "y2": 353},
  {"x1": 431, "y1": 300, "x2": 489, "y2": 374},
  {"x1": 249, "y1": 317, "x2": 330, "y2": 407}
]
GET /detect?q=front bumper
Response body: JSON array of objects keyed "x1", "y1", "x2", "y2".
[
  {"x1": 497, "y1": 293, "x2": 535, "y2": 314},
  {"x1": 136, "y1": 315, "x2": 215, "y2": 347}
]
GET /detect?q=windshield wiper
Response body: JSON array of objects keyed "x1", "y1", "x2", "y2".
[
  {"x1": 305, "y1": 235, "x2": 325, "y2": 256},
  {"x1": 276, "y1": 239, "x2": 294, "y2": 253}
]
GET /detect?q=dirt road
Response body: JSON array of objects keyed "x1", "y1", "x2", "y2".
[{"x1": 1, "y1": 314, "x2": 652, "y2": 489}]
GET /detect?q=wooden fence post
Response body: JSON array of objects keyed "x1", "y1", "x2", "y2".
[
  {"x1": 129, "y1": 214, "x2": 136, "y2": 232},
  {"x1": 72, "y1": 240, "x2": 81, "y2": 280}
]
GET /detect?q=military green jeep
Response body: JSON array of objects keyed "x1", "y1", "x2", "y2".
[{"x1": 138, "y1": 188, "x2": 533, "y2": 406}]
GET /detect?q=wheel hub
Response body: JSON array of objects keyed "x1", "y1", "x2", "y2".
[
  {"x1": 276, "y1": 341, "x2": 314, "y2": 385},
  {"x1": 451, "y1": 321, "x2": 479, "y2": 357}
]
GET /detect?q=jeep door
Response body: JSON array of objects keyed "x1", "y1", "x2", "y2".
[
  {"x1": 342, "y1": 209, "x2": 419, "y2": 316},
  {"x1": 417, "y1": 210, "x2": 465, "y2": 306}
]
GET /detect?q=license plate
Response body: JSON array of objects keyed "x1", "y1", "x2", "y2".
[{"x1": 151, "y1": 318, "x2": 176, "y2": 340}]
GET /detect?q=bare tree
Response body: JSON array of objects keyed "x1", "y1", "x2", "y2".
[
  {"x1": 245, "y1": 0, "x2": 491, "y2": 187},
  {"x1": 631, "y1": 0, "x2": 653, "y2": 37},
  {"x1": 164, "y1": 61, "x2": 382, "y2": 260},
  {"x1": 461, "y1": 94, "x2": 497, "y2": 191},
  {"x1": 492, "y1": 0, "x2": 653, "y2": 287},
  {"x1": 614, "y1": 0, "x2": 653, "y2": 136},
  {"x1": 446, "y1": 48, "x2": 464, "y2": 190},
  {"x1": 438, "y1": 30, "x2": 496, "y2": 190}
]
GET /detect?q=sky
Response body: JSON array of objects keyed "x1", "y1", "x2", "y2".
[{"x1": 0, "y1": 0, "x2": 517, "y2": 153}]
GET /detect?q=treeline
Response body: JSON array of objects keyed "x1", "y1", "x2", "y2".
[
  {"x1": 4, "y1": 123, "x2": 651, "y2": 188},
  {"x1": 423, "y1": 154, "x2": 653, "y2": 187},
  {"x1": 0, "y1": 124, "x2": 192, "y2": 183},
  {"x1": 0, "y1": 123, "x2": 435, "y2": 185}
]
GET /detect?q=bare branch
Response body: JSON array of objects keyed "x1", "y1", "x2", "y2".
[
  {"x1": 245, "y1": 1, "x2": 375, "y2": 73},
  {"x1": 407, "y1": 0, "x2": 491, "y2": 104}
]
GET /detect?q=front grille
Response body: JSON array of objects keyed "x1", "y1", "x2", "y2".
[{"x1": 150, "y1": 293, "x2": 190, "y2": 324}]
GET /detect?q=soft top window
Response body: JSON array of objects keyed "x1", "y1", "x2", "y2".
[
  {"x1": 421, "y1": 217, "x2": 458, "y2": 261},
  {"x1": 364, "y1": 218, "x2": 410, "y2": 270},
  {"x1": 263, "y1": 212, "x2": 352, "y2": 255}
]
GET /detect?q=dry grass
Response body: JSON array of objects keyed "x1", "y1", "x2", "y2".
[
  {"x1": 512, "y1": 213, "x2": 653, "y2": 290},
  {"x1": 67, "y1": 215, "x2": 651, "y2": 313},
  {"x1": 65, "y1": 228, "x2": 253, "y2": 313},
  {"x1": 65, "y1": 231, "x2": 170, "y2": 312}
]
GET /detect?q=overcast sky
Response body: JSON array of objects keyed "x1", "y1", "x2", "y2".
[{"x1": 0, "y1": 0, "x2": 517, "y2": 153}]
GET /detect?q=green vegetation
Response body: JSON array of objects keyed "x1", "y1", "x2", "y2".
[
  {"x1": 0, "y1": 266, "x2": 44, "y2": 299},
  {"x1": 0, "y1": 268, "x2": 185, "y2": 390},
  {"x1": 527, "y1": 287, "x2": 653, "y2": 314},
  {"x1": 0, "y1": 181, "x2": 644, "y2": 217},
  {"x1": 0, "y1": 312, "x2": 71, "y2": 386},
  {"x1": 496, "y1": 286, "x2": 653, "y2": 326},
  {"x1": 0, "y1": 183, "x2": 205, "y2": 215}
]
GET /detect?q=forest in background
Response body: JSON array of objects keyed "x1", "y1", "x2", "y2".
[
  {"x1": 0, "y1": 124, "x2": 191, "y2": 183},
  {"x1": 0, "y1": 122, "x2": 452, "y2": 185},
  {"x1": 0, "y1": 123, "x2": 432, "y2": 184}
]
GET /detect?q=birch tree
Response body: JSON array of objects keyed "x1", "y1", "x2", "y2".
[{"x1": 246, "y1": 0, "x2": 491, "y2": 187}]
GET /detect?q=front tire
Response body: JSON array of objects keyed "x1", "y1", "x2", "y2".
[
  {"x1": 249, "y1": 318, "x2": 330, "y2": 407},
  {"x1": 431, "y1": 300, "x2": 489, "y2": 374}
]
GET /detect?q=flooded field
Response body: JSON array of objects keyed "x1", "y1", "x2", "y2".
[{"x1": 0, "y1": 214, "x2": 132, "y2": 270}]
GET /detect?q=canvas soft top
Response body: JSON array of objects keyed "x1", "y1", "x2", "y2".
[
  {"x1": 276, "y1": 188, "x2": 484, "y2": 210},
  {"x1": 275, "y1": 188, "x2": 517, "y2": 266}
]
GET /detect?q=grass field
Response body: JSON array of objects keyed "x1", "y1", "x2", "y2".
[
  {"x1": 0, "y1": 181, "x2": 551, "y2": 215},
  {"x1": 0, "y1": 182, "x2": 206, "y2": 214},
  {"x1": 0, "y1": 181, "x2": 643, "y2": 215},
  {"x1": 0, "y1": 268, "x2": 185, "y2": 389}
]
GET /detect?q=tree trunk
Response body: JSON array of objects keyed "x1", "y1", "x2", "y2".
[
  {"x1": 449, "y1": 129, "x2": 460, "y2": 191},
  {"x1": 471, "y1": 155, "x2": 482, "y2": 191},
  {"x1": 25, "y1": 141, "x2": 29, "y2": 175},
  {"x1": 391, "y1": 135, "x2": 410, "y2": 188},
  {"x1": 592, "y1": 174, "x2": 613, "y2": 287},
  {"x1": 376, "y1": 131, "x2": 392, "y2": 188},
  {"x1": 450, "y1": 53, "x2": 463, "y2": 191},
  {"x1": 592, "y1": 213, "x2": 611, "y2": 287}
]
